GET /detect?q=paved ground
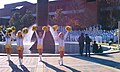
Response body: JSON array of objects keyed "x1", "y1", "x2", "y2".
[{"x1": 0, "y1": 52, "x2": 120, "y2": 72}]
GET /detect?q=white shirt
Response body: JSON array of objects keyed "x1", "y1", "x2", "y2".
[
  {"x1": 38, "y1": 37, "x2": 43, "y2": 45},
  {"x1": 11, "y1": 32, "x2": 16, "y2": 39},
  {"x1": 35, "y1": 31, "x2": 45, "y2": 45},
  {"x1": 16, "y1": 37, "x2": 23, "y2": 46},
  {"x1": 5, "y1": 36, "x2": 11, "y2": 45},
  {"x1": 58, "y1": 32, "x2": 68, "y2": 47},
  {"x1": 58, "y1": 38, "x2": 64, "y2": 46}
]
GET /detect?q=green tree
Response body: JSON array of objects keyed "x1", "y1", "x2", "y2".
[
  {"x1": 49, "y1": 9, "x2": 67, "y2": 26},
  {"x1": 9, "y1": 12, "x2": 21, "y2": 27},
  {"x1": 8, "y1": 10, "x2": 35, "y2": 30},
  {"x1": 49, "y1": 9, "x2": 80, "y2": 30},
  {"x1": 98, "y1": 0, "x2": 120, "y2": 30},
  {"x1": 20, "y1": 10, "x2": 35, "y2": 28}
]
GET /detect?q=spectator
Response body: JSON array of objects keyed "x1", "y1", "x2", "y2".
[
  {"x1": 92, "y1": 41, "x2": 98, "y2": 53},
  {"x1": 85, "y1": 34, "x2": 92, "y2": 57},
  {"x1": 78, "y1": 33, "x2": 85, "y2": 56},
  {"x1": 98, "y1": 45, "x2": 103, "y2": 53}
]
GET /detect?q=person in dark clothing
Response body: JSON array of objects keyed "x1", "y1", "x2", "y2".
[
  {"x1": 85, "y1": 34, "x2": 92, "y2": 57},
  {"x1": 78, "y1": 33, "x2": 85, "y2": 56},
  {"x1": 92, "y1": 41, "x2": 98, "y2": 53},
  {"x1": 98, "y1": 45, "x2": 103, "y2": 53},
  {"x1": 0, "y1": 32, "x2": 2, "y2": 41}
]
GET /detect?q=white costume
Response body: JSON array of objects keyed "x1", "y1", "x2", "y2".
[
  {"x1": 16, "y1": 37, "x2": 23, "y2": 50},
  {"x1": 58, "y1": 32, "x2": 68, "y2": 47},
  {"x1": 1, "y1": 31, "x2": 12, "y2": 46},
  {"x1": 16, "y1": 36, "x2": 24, "y2": 65},
  {"x1": 11, "y1": 32, "x2": 16, "y2": 40},
  {"x1": 2, "y1": 31, "x2": 12, "y2": 60},
  {"x1": 58, "y1": 32, "x2": 68, "y2": 65},
  {"x1": 5, "y1": 36, "x2": 12, "y2": 60},
  {"x1": 35, "y1": 31, "x2": 45, "y2": 49},
  {"x1": 35, "y1": 31, "x2": 45, "y2": 61},
  {"x1": 5, "y1": 36, "x2": 12, "y2": 45}
]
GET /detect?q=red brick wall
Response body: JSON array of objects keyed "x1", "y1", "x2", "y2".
[
  {"x1": 0, "y1": 0, "x2": 98, "y2": 28},
  {"x1": 49, "y1": 0, "x2": 97, "y2": 28},
  {"x1": 85, "y1": 2, "x2": 97, "y2": 27}
]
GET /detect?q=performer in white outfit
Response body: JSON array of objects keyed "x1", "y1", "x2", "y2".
[
  {"x1": 16, "y1": 30, "x2": 24, "y2": 65},
  {"x1": 3, "y1": 32, "x2": 12, "y2": 61},
  {"x1": 11, "y1": 32, "x2": 16, "y2": 41},
  {"x1": 35, "y1": 31, "x2": 45, "y2": 61},
  {"x1": 58, "y1": 31, "x2": 69, "y2": 65}
]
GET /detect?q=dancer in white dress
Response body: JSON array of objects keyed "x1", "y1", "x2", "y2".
[
  {"x1": 16, "y1": 30, "x2": 24, "y2": 65},
  {"x1": 3, "y1": 32, "x2": 12, "y2": 61},
  {"x1": 35, "y1": 31, "x2": 45, "y2": 61},
  {"x1": 58, "y1": 31, "x2": 69, "y2": 65}
]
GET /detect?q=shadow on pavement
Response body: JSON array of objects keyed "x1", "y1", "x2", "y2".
[
  {"x1": 8, "y1": 60, "x2": 23, "y2": 72},
  {"x1": 71, "y1": 55, "x2": 120, "y2": 69},
  {"x1": 62, "y1": 65, "x2": 81, "y2": 72},
  {"x1": 96, "y1": 54, "x2": 113, "y2": 57},
  {"x1": 42, "y1": 61, "x2": 65, "y2": 72},
  {"x1": 20, "y1": 65, "x2": 30, "y2": 72}
]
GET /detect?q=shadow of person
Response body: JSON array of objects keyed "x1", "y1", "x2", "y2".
[
  {"x1": 42, "y1": 61, "x2": 65, "y2": 72},
  {"x1": 20, "y1": 65, "x2": 30, "y2": 72},
  {"x1": 71, "y1": 55, "x2": 120, "y2": 69},
  {"x1": 8, "y1": 60, "x2": 23, "y2": 72},
  {"x1": 96, "y1": 54, "x2": 113, "y2": 57},
  {"x1": 62, "y1": 65, "x2": 81, "y2": 72}
]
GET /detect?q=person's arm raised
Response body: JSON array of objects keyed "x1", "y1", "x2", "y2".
[
  {"x1": 42, "y1": 31, "x2": 46, "y2": 39},
  {"x1": 64, "y1": 31, "x2": 69, "y2": 40}
]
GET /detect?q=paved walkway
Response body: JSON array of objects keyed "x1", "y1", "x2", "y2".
[{"x1": 0, "y1": 52, "x2": 120, "y2": 72}]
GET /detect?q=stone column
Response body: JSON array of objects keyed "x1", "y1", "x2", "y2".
[
  {"x1": 36, "y1": 0, "x2": 55, "y2": 53},
  {"x1": 37, "y1": 0, "x2": 48, "y2": 26}
]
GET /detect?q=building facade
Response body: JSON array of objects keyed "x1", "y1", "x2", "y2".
[
  {"x1": 97, "y1": 0, "x2": 120, "y2": 30},
  {"x1": 0, "y1": 0, "x2": 97, "y2": 29}
]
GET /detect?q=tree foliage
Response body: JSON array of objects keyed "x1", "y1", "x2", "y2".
[
  {"x1": 8, "y1": 10, "x2": 35, "y2": 30},
  {"x1": 20, "y1": 10, "x2": 35, "y2": 27},
  {"x1": 9, "y1": 12, "x2": 21, "y2": 26},
  {"x1": 98, "y1": 0, "x2": 120, "y2": 30},
  {"x1": 49, "y1": 9, "x2": 81, "y2": 30}
]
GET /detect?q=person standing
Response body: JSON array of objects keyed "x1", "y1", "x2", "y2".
[
  {"x1": 16, "y1": 30, "x2": 24, "y2": 65},
  {"x1": 3, "y1": 32, "x2": 12, "y2": 61},
  {"x1": 58, "y1": 32, "x2": 69, "y2": 65},
  {"x1": 78, "y1": 33, "x2": 85, "y2": 56},
  {"x1": 35, "y1": 31, "x2": 46, "y2": 62},
  {"x1": 85, "y1": 34, "x2": 92, "y2": 57}
]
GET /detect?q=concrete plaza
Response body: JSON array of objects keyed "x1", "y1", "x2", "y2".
[{"x1": 0, "y1": 52, "x2": 120, "y2": 72}]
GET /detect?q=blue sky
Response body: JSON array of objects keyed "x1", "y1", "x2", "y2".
[{"x1": 0, "y1": 0, "x2": 56, "y2": 8}]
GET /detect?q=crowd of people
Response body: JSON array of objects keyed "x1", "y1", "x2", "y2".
[
  {"x1": 57, "y1": 25, "x2": 115, "y2": 56},
  {"x1": 60, "y1": 25, "x2": 118, "y2": 44},
  {"x1": 78, "y1": 33, "x2": 103, "y2": 56}
]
